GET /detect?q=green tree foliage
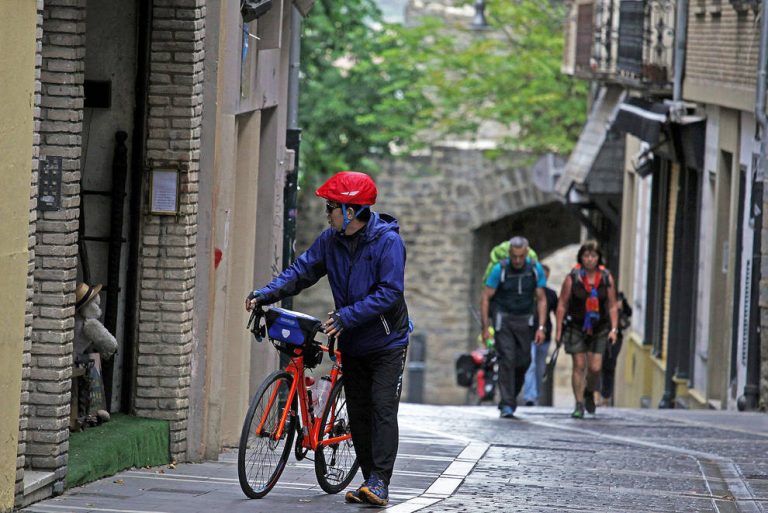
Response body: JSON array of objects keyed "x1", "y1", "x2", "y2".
[
  {"x1": 299, "y1": 0, "x2": 431, "y2": 186},
  {"x1": 298, "y1": 0, "x2": 587, "y2": 186},
  {"x1": 413, "y1": 0, "x2": 588, "y2": 153}
]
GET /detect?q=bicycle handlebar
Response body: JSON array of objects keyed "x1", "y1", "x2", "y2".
[{"x1": 247, "y1": 306, "x2": 340, "y2": 364}]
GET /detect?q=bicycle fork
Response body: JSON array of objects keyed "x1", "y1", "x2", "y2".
[{"x1": 255, "y1": 378, "x2": 296, "y2": 442}]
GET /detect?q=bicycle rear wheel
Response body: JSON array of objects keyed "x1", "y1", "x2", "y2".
[
  {"x1": 314, "y1": 377, "x2": 359, "y2": 493},
  {"x1": 238, "y1": 370, "x2": 296, "y2": 498}
]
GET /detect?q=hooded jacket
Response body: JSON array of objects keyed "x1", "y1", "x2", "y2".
[{"x1": 256, "y1": 212, "x2": 409, "y2": 357}]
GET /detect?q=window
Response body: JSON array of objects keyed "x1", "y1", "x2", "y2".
[{"x1": 617, "y1": 0, "x2": 644, "y2": 76}]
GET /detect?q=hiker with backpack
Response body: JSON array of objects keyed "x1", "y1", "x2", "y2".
[
  {"x1": 555, "y1": 240, "x2": 619, "y2": 418},
  {"x1": 480, "y1": 236, "x2": 548, "y2": 418}
]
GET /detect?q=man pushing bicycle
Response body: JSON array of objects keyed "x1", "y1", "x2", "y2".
[{"x1": 246, "y1": 171, "x2": 409, "y2": 507}]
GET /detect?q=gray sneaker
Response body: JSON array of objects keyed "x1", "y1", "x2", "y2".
[{"x1": 571, "y1": 402, "x2": 585, "y2": 419}]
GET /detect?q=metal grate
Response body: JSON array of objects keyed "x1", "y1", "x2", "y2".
[{"x1": 617, "y1": 0, "x2": 644, "y2": 75}]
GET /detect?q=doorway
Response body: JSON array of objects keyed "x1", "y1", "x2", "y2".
[
  {"x1": 80, "y1": 0, "x2": 139, "y2": 412},
  {"x1": 707, "y1": 150, "x2": 734, "y2": 404}
]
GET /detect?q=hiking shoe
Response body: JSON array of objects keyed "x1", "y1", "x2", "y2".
[
  {"x1": 360, "y1": 476, "x2": 389, "y2": 506},
  {"x1": 500, "y1": 405, "x2": 516, "y2": 418},
  {"x1": 345, "y1": 482, "x2": 366, "y2": 504},
  {"x1": 584, "y1": 390, "x2": 596, "y2": 415},
  {"x1": 571, "y1": 402, "x2": 585, "y2": 419}
]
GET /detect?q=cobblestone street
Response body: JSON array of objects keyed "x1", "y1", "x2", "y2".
[{"x1": 22, "y1": 403, "x2": 768, "y2": 513}]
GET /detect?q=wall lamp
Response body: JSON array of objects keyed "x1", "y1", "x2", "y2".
[{"x1": 241, "y1": 0, "x2": 273, "y2": 22}]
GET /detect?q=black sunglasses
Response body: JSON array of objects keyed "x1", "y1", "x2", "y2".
[{"x1": 325, "y1": 202, "x2": 341, "y2": 213}]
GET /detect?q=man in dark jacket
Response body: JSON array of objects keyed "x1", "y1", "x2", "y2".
[{"x1": 246, "y1": 171, "x2": 408, "y2": 507}]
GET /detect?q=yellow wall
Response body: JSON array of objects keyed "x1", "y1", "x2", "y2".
[{"x1": 0, "y1": 1, "x2": 36, "y2": 509}]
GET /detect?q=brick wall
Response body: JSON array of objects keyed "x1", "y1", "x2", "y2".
[
  {"x1": 16, "y1": 0, "x2": 45, "y2": 502},
  {"x1": 687, "y1": 4, "x2": 760, "y2": 90},
  {"x1": 26, "y1": 0, "x2": 86, "y2": 490},
  {"x1": 134, "y1": 0, "x2": 205, "y2": 460}
]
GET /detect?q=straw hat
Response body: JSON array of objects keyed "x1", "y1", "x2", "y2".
[{"x1": 75, "y1": 282, "x2": 102, "y2": 311}]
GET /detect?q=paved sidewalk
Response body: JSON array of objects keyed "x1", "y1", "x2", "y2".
[
  {"x1": 21, "y1": 407, "x2": 476, "y2": 513},
  {"x1": 21, "y1": 403, "x2": 768, "y2": 513}
]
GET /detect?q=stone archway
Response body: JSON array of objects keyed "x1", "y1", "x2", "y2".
[
  {"x1": 469, "y1": 202, "x2": 582, "y2": 296},
  {"x1": 293, "y1": 145, "x2": 581, "y2": 404}
]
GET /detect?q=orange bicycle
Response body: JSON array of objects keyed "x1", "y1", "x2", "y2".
[{"x1": 237, "y1": 306, "x2": 359, "y2": 499}]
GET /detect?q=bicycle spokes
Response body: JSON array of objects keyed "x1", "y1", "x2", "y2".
[
  {"x1": 314, "y1": 378, "x2": 359, "y2": 494},
  {"x1": 238, "y1": 371, "x2": 296, "y2": 499}
]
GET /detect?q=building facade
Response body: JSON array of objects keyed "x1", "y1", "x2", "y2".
[
  {"x1": 560, "y1": 0, "x2": 767, "y2": 411},
  {"x1": 2, "y1": 0, "x2": 307, "y2": 509}
]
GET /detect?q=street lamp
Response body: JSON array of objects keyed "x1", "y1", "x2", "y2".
[{"x1": 471, "y1": 0, "x2": 489, "y2": 30}]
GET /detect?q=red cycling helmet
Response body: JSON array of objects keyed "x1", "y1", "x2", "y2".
[{"x1": 315, "y1": 171, "x2": 377, "y2": 206}]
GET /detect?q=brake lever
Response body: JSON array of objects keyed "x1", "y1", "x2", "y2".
[
  {"x1": 247, "y1": 308, "x2": 265, "y2": 342},
  {"x1": 327, "y1": 335, "x2": 337, "y2": 363}
]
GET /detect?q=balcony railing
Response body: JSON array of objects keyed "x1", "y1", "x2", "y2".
[{"x1": 563, "y1": 0, "x2": 675, "y2": 91}]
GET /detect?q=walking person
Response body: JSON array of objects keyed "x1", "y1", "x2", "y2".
[
  {"x1": 598, "y1": 292, "x2": 632, "y2": 405},
  {"x1": 480, "y1": 236, "x2": 547, "y2": 418},
  {"x1": 246, "y1": 171, "x2": 409, "y2": 507},
  {"x1": 555, "y1": 240, "x2": 619, "y2": 418},
  {"x1": 522, "y1": 265, "x2": 558, "y2": 406}
]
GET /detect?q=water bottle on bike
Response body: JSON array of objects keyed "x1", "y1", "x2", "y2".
[{"x1": 314, "y1": 376, "x2": 332, "y2": 416}]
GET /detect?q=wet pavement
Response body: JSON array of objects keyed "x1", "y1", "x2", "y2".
[{"x1": 22, "y1": 403, "x2": 768, "y2": 513}]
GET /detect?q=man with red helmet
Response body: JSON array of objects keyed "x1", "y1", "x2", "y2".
[{"x1": 246, "y1": 171, "x2": 409, "y2": 507}]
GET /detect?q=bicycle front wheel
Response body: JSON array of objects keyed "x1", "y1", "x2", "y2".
[
  {"x1": 238, "y1": 370, "x2": 296, "y2": 499},
  {"x1": 314, "y1": 377, "x2": 359, "y2": 493}
]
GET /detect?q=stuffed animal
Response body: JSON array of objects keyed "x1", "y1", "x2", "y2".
[{"x1": 74, "y1": 283, "x2": 117, "y2": 361}]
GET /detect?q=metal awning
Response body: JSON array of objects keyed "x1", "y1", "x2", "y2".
[
  {"x1": 612, "y1": 98, "x2": 707, "y2": 171},
  {"x1": 612, "y1": 97, "x2": 670, "y2": 145},
  {"x1": 555, "y1": 85, "x2": 626, "y2": 197}
]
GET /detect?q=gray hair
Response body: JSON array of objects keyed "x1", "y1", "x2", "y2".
[{"x1": 508, "y1": 236, "x2": 529, "y2": 249}]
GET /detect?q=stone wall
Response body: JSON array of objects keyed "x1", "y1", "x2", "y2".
[
  {"x1": 294, "y1": 146, "x2": 576, "y2": 404},
  {"x1": 134, "y1": 0, "x2": 206, "y2": 460},
  {"x1": 22, "y1": 0, "x2": 87, "y2": 493},
  {"x1": 687, "y1": 4, "x2": 760, "y2": 91}
]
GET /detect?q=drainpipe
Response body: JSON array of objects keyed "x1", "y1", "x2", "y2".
[
  {"x1": 282, "y1": 6, "x2": 301, "y2": 311},
  {"x1": 671, "y1": 0, "x2": 688, "y2": 104},
  {"x1": 659, "y1": 0, "x2": 689, "y2": 409},
  {"x1": 738, "y1": 0, "x2": 768, "y2": 411}
]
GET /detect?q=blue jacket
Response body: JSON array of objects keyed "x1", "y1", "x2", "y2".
[{"x1": 256, "y1": 212, "x2": 409, "y2": 357}]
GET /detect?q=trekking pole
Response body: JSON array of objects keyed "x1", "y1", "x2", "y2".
[
  {"x1": 542, "y1": 342, "x2": 561, "y2": 383},
  {"x1": 468, "y1": 305, "x2": 483, "y2": 328}
]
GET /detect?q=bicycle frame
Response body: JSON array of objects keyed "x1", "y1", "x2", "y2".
[{"x1": 256, "y1": 341, "x2": 349, "y2": 451}]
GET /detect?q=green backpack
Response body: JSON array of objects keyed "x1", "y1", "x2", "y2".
[{"x1": 481, "y1": 241, "x2": 539, "y2": 286}]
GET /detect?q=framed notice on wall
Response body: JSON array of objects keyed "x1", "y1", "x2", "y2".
[{"x1": 149, "y1": 168, "x2": 180, "y2": 215}]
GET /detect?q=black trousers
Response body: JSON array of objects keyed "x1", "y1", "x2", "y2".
[
  {"x1": 342, "y1": 346, "x2": 407, "y2": 486},
  {"x1": 600, "y1": 332, "x2": 623, "y2": 399},
  {"x1": 495, "y1": 313, "x2": 534, "y2": 409}
]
